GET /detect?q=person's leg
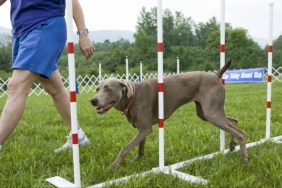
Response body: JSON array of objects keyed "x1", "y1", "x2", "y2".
[
  {"x1": 38, "y1": 70, "x2": 72, "y2": 129},
  {"x1": 0, "y1": 70, "x2": 37, "y2": 145},
  {"x1": 38, "y1": 70, "x2": 89, "y2": 152}
]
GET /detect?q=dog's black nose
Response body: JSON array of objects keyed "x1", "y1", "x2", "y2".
[{"x1": 90, "y1": 98, "x2": 98, "y2": 106}]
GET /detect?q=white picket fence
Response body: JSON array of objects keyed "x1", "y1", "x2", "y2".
[{"x1": 0, "y1": 67, "x2": 282, "y2": 98}]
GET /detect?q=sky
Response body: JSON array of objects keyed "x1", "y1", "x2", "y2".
[{"x1": 0, "y1": 0, "x2": 282, "y2": 41}]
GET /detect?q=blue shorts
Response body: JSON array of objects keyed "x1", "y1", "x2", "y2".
[{"x1": 12, "y1": 16, "x2": 67, "y2": 79}]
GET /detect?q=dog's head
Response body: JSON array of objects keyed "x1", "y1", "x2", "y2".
[{"x1": 90, "y1": 78, "x2": 134, "y2": 114}]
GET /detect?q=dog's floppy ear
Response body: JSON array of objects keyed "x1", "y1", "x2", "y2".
[{"x1": 119, "y1": 79, "x2": 134, "y2": 98}]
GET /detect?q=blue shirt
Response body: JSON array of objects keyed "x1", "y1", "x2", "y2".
[{"x1": 11, "y1": 0, "x2": 65, "y2": 38}]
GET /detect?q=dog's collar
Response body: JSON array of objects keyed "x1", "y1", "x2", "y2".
[{"x1": 122, "y1": 83, "x2": 136, "y2": 115}]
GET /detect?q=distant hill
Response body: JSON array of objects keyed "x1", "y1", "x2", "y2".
[
  {"x1": 74, "y1": 29, "x2": 135, "y2": 43},
  {"x1": 0, "y1": 26, "x2": 11, "y2": 34},
  {"x1": 0, "y1": 26, "x2": 134, "y2": 43},
  {"x1": 0, "y1": 26, "x2": 268, "y2": 48}
]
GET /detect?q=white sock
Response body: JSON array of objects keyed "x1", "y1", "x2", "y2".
[{"x1": 78, "y1": 128, "x2": 85, "y2": 140}]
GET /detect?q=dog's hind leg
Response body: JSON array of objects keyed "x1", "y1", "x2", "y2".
[
  {"x1": 227, "y1": 117, "x2": 238, "y2": 151},
  {"x1": 196, "y1": 102, "x2": 239, "y2": 152},
  {"x1": 204, "y1": 111, "x2": 249, "y2": 162}
]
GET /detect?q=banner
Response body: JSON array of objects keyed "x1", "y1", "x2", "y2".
[{"x1": 223, "y1": 68, "x2": 264, "y2": 83}]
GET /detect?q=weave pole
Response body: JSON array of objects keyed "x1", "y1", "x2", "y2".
[
  {"x1": 156, "y1": 0, "x2": 165, "y2": 170},
  {"x1": 266, "y1": 2, "x2": 273, "y2": 139},
  {"x1": 46, "y1": 0, "x2": 81, "y2": 187},
  {"x1": 219, "y1": 0, "x2": 226, "y2": 152},
  {"x1": 152, "y1": 0, "x2": 207, "y2": 184}
]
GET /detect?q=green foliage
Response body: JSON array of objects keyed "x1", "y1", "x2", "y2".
[
  {"x1": 0, "y1": 35, "x2": 12, "y2": 74},
  {"x1": 273, "y1": 35, "x2": 282, "y2": 67}
]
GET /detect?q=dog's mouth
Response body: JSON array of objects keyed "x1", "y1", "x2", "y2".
[{"x1": 96, "y1": 101, "x2": 115, "y2": 114}]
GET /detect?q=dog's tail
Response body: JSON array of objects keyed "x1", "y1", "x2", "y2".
[{"x1": 216, "y1": 58, "x2": 231, "y2": 78}]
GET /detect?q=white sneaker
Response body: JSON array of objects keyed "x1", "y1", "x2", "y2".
[{"x1": 54, "y1": 134, "x2": 90, "y2": 153}]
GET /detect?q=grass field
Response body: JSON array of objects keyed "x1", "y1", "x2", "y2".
[{"x1": 0, "y1": 82, "x2": 281, "y2": 188}]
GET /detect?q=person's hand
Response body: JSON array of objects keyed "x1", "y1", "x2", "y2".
[{"x1": 79, "y1": 33, "x2": 95, "y2": 60}]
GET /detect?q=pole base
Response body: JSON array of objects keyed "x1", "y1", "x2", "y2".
[{"x1": 46, "y1": 176, "x2": 78, "y2": 188}]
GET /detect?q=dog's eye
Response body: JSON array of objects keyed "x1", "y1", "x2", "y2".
[
  {"x1": 96, "y1": 87, "x2": 100, "y2": 92},
  {"x1": 103, "y1": 85, "x2": 111, "y2": 92}
]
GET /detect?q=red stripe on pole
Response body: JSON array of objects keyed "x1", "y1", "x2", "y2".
[
  {"x1": 220, "y1": 44, "x2": 225, "y2": 52},
  {"x1": 268, "y1": 45, "x2": 273, "y2": 52},
  {"x1": 268, "y1": 75, "x2": 272, "y2": 82},
  {"x1": 158, "y1": 119, "x2": 164, "y2": 128},
  {"x1": 221, "y1": 79, "x2": 225, "y2": 85},
  {"x1": 157, "y1": 43, "x2": 163, "y2": 52},
  {"x1": 68, "y1": 42, "x2": 74, "y2": 54},
  {"x1": 266, "y1": 101, "x2": 271, "y2": 108},
  {"x1": 70, "y1": 91, "x2": 76, "y2": 102},
  {"x1": 158, "y1": 83, "x2": 164, "y2": 92},
  {"x1": 72, "y1": 133, "x2": 79, "y2": 144}
]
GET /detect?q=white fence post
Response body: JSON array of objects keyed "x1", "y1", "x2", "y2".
[
  {"x1": 126, "y1": 56, "x2": 129, "y2": 81},
  {"x1": 177, "y1": 57, "x2": 180, "y2": 74},
  {"x1": 99, "y1": 61, "x2": 102, "y2": 82}
]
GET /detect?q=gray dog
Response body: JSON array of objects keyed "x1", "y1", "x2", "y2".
[{"x1": 90, "y1": 59, "x2": 249, "y2": 169}]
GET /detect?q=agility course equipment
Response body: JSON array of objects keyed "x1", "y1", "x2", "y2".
[
  {"x1": 219, "y1": 0, "x2": 226, "y2": 152},
  {"x1": 88, "y1": 1, "x2": 281, "y2": 187},
  {"x1": 266, "y1": 2, "x2": 273, "y2": 140},
  {"x1": 46, "y1": 0, "x2": 82, "y2": 187},
  {"x1": 265, "y1": 3, "x2": 281, "y2": 144},
  {"x1": 45, "y1": 1, "x2": 281, "y2": 187}
]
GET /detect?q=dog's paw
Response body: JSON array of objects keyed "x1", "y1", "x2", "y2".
[
  {"x1": 130, "y1": 154, "x2": 144, "y2": 163},
  {"x1": 109, "y1": 161, "x2": 120, "y2": 170},
  {"x1": 229, "y1": 141, "x2": 236, "y2": 151},
  {"x1": 241, "y1": 156, "x2": 250, "y2": 163}
]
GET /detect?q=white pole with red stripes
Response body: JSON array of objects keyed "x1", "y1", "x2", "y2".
[
  {"x1": 67, "y1": 0, "x2": 81, "y2": 185},
  {"x1": 157, "y1": 0, "x2": 165, "y2": 169},
  {"x1": 266, "y1": 2, "x2": 273, "y2": 139},
  {"x1": 46, "y1": 0, "x2": 81, "y2": 187},
  {"x1": 220, "y1": 0, "x2": 226, "y2": 152}
]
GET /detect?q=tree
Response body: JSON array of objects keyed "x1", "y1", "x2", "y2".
[
  {"x1": 272, "y1": 35, "x2": 282, "y2": 67},
  {"x1": 0, "y1": 34, "x2": 12, "y2": 73},
  {"x1": 195, "y1": 17, "x2": 219, "y2": 46}
]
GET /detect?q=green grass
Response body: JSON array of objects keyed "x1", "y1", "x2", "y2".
[{"x1": 0, "y1": 82, "x2": 281, "y2": 188}]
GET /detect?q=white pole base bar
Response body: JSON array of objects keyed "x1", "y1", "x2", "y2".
[
  {"x1": 152, "y1": 167, "x2": 208, "y2": 184},
  {"x1": 87, "y1": 135, "x2": 282, "y2": 187},
  {"x1": 46, "y1": 176, "x2": 78, "y2": 188},
  {"x1": 87, "y1": 171, "x2": 152, "y2": 188}
]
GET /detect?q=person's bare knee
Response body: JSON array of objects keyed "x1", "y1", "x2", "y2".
[
  {"x1": 41, "y1": 82, "x2": 57, "y2": 97},
  {"x1": 7, "y1": 71, "x2": 36, "y2": 97},
  {"x1": 39, "y1": 70, "x2": 65, "y2": 98}
]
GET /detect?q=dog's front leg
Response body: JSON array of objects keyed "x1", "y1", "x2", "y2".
[
  {"x1": 110, "y1": 128, "x2": 152, "y2": 169},
  {"x1": 131, "y1": 137, "x2": 146, "y2": 162}
]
